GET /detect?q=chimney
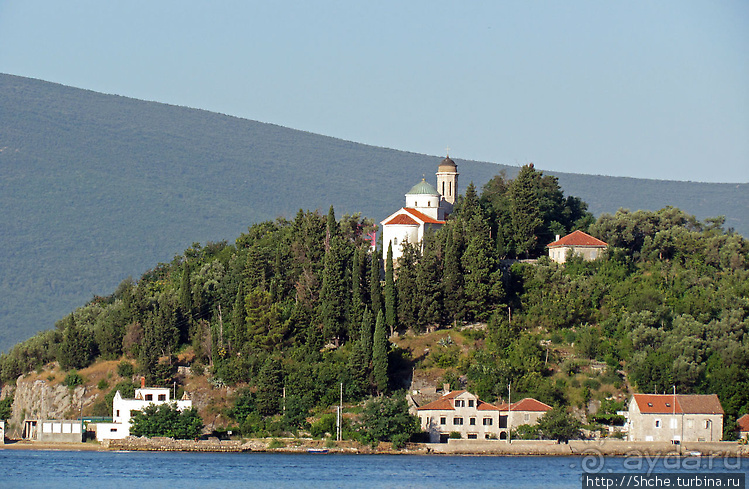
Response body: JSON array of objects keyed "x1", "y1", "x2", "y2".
[
  {"x1": 443, "y1": 383, "x2": 450, "y2": 395},
  {"x1": 141, "y1": 376, "x2": 146, "y2": 389},
  {"x1": 555, "y1": 234, "x2": 560, "y2": 242}
]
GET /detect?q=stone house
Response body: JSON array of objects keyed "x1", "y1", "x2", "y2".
[
  {"x1": 627, "y1": 394, "x2": 724, "y2": 442},
  {"x1": 417, "y1": 389, "x2": 501, "y2": 443},
  {"x1": 381, "y1": 155, "x2": 457, "y2": 262},
  {"x1": 496, "y1": 398, "x2": 553, "y2": 440},
  {"x1": 736, "y1": 414, "x2": 749, "y2": 440},
  {"x1": 547, "y1": 230, "x2": 608, "y2": 264},
  {"x1": 95, "y1": 381, "x2": 192, "y2": 441}
]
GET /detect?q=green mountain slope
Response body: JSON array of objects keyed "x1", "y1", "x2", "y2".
[{"x1": 1, "y1": 73, "x2": 747, "y2": 352}]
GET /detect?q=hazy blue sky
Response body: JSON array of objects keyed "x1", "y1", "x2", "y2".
[{"x1": 1, "y1": 1, "x2": 747, "y2": 183}]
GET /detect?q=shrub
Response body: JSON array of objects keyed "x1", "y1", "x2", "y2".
[
  {"x1": 64, "y1": 371, "x2": 84, "y2": 388},
  {"x1": 97, "y1": 379, "x2": 109, "y2": 390},
  {"x1": 449, "y1": 431, "x2": 462, "y2": 439},
  {"x1": 130, "y1": 403, "x2": 203, "y2": 439},
  {"x1": 117, "y1": 361, "x2": 134, "y2": 379}
]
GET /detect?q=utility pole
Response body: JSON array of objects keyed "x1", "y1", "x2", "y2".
[
  {"x1": 337, "y1": 382, "x2": 343, "y2": 441},
  {"x1": 508, "y1": 383, "x2": 512, "y2": 444}
]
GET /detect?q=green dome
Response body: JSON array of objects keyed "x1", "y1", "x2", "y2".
[{"x1": 407, "y1": 179, "x2": 439, "y2": 195}]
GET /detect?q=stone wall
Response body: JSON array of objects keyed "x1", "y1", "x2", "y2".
[
  {"x1": 102, "y1": 436, "x2": 246, "y2": 452},
  {"x1": 428, "y1": 439, "x2": 748, "y2": 457}
]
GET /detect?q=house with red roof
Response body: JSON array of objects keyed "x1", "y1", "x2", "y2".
[
  {"x1": 627, "y1": 393, "x2": 724, "y2": 442},
  {"x1": 736, "y1": 414, "x2": 749, "y2": 440},
  {"x1": 380, "y1": 155, "x2": 458, "y2": 262},
  {"x1": 495, "y1": 398, "x2": 553, "y2": 440},
  {"x1": 547, "y1": 230, "x2": 608, "y2": 264},
  {"x1": 416, "y1": 387, "x2": 552, "y2": 442}
]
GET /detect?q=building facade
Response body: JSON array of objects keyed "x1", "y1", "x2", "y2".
[
  {"x1": 96, "y1": 384, "x2": 192, "y2": 441},
  {"x1": 416, "y1": 388, "x2": 552, "y2": 442},
  {"x1": 417, "y1": 390, "x2": 501, "y2": 442},
  {"x1": 627, "y1": 394, "x2": 724, "y2": 442},
  {"x1": 547, "y1": 230, "x2": 608, "y2": 264},
  {"x1": 381, "y1": 155, "x2": 458, "y2": 262},
  {"x1": 736, "y1": 414, "x2": 749, "y2": 441}
]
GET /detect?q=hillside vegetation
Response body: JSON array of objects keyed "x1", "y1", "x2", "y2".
[
  {"x1": 2, "y1": 73, "x2": 748, "y2": 352},
  {"x1": 1, "y1": 165, "x2": 747, "y2": 440}
]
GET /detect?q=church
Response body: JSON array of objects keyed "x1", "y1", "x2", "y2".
[{"x1": 380, "y1": 155, "x2": 458, "y2": 262}]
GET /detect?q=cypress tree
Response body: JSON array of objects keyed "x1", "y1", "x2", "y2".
[
  {"x1": 369, "y1": 252, "x2": 383, "y2": 317},
  {"x1": 350, "y1": 247, "x2": 365, "y2": 327},
  {"x1": 510, "y1": 164, "x2": 543, "y2": 258},
  {"x1": 384, "y1": 242, "x2": 397, "y2": 335},
  {"x1": 372, "y1": 310, "x2": 389, "y2": 394},
  {"x1": 318, "y1": 235, "x2": 349, "y2": 343},
  {"x1": 443, "y1": 223, "x2": 466, "y2": 324},
  {"x1": 256, "y1": 355, "x2": 284, "y2": 416},
  {"x1": 360, "y1": 307, "x2": 374, "y2": 362},
  {"x1": 417, "y1": 231, "x2": 444, "y2": 328},
  {"x1": 396, "y1": 242, "x2": 419, "y2": 331}
]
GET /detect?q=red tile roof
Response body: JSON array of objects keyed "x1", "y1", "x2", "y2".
[
  {"x1": 737, "y1": 414, "x2": 749, "y2": 432},
  {"x1": 632, "y1": 394, "x2": 724, "y2": 415},
  {"x1": 403, "y1": 207, "x2": 445, "y2": 225},
  {"x1": 382, "y1": 214, "x2": 419, "y2": 226},
  {"x1": 496, "y1": 398, "x2": 552, "y2": 412},
  {"x1": 548, "y1": 230, "x2": 607, "y2": 248},
  {"x1": 416, "y1": 390, "x2": 499, "y2": 411}
]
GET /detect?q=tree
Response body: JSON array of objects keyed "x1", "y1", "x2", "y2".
[
  {"x1": 370, "y1": 252, "x2": 383, "y2": 316},
  {"x1": 319, "y1": 235, "x2": 350, "y2": 342},
  {"x1": 395, "y1": 242, "x2": 419, "y2": 331},
  {"x1": 360, "y1": 394, "x2": 420, "y2": 448},
  {"x1": 536, "y1": 407, "x2": 582, "y2": 442},
  {"x1": 510, "y1": 164, "x2": 543, "y2": 258},
  {"x1": 384, "y1": 242, "x2": 397, "y2": 335},
  {"x1": 256, "y1": 355, "x2": 284, "y2": 416},
  {"x1": 57, "y1": 316, "x2": 95, "y2": 371},
  {"x1": 129, "y1": 403, "x2": 203, "y2": 439},
  {"x1": 372, "y1": 310, "x2": 389, "y2": 394}
]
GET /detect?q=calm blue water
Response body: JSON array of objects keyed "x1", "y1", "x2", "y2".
[{"x1": 1, "y1": 450, "x2": 747, "y2": 489}]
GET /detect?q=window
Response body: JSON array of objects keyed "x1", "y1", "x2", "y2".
[
  {"x1": 110, "y1": 428, "x2": 118, "y2": 432},
  {"x1": 524, "y1": 414, "x2": 530, "y2": 422},
  {"x1": 393, "y1": 237, "x2": 398, "y2": 245},
  {"x1": 468, "y1": 400, "x2": 474, "y2": 408},
  {"x1": 655, "y1": 419, "x2": 661, "y2": 428},
  {"x1": 705, "y1": 420, "x2": 711, "y2": 429},
  {"x1": 469, "y1": 418, "x2": 476, "y2": 426},
  {"x1": 483, "y1": 418, "x2": 493, "y2": 426},
  {"x1": 455, "y1": 400, "x2": 464, "y2": 407},
  {"x1": 145, "y1": 394, "x2": 153, "y2": 401},
  {"x1": 158, "y1": 394, "x2": 166, "y2": 401},
  {"x1": 454, "y1": 417, "x2": 463, "y2": 425},
  {"x1": 427, "y1": 201, "x2": 431, "y2": 207},
  {"x1": 440, "y1": 417, "x2": 446, "y2": 425},
  {"x1": 415, "y1": 201, "x2": 418, "y2": 207},
  {"x1": 116, "y1": 410, "x2": 120, "y2": 417},
  {"x1": 467, "y1": 434, "x2": 477, "y2": 439},
  {"x1": 485, "y1": 434, "x2": 491, "y2": 439}
]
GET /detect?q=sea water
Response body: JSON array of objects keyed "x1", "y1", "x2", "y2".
[{"x1": 1, "y1": 450, "x2": 747, "y2": 488}]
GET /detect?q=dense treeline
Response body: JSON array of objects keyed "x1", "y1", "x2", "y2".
[{"x1": 1, "y1": 164, "x2": 747, "y2": 438}]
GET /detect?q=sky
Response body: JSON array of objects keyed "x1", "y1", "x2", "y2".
[{"x1": 0, "y1": 1, "x2": 747, "y2": 183}]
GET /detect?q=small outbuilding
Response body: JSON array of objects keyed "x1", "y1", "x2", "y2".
[
  {"x1": 547, "y1": 230, "x2": 608, "y2": 264},
  {"x1": 736, "y1": 414, "x2": 749, "y2": 440}
]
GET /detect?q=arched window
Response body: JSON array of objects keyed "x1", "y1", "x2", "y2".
[{"x1": 393, "y1": 238, "x2": 398, "y2": 245}]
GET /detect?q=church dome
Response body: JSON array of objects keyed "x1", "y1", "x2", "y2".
[
  {"x1": 438, "y1": 156, "x2": 457, "y2": 172},
  {"x1": 407, "y1": 179, "x2": 439, "y2": 196}
]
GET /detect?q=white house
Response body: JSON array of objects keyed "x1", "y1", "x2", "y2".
[
  {"x1": 381, "y1": 155, "x2": 458, "y2": 262},
  {"x1": 495, "y1": 398, "x2": 553, "y2": 440},
  {"x1": 736, "y1": 414, "x2": 749, "y2": 440},
  {"x1": 627, "y1": 393, "x2": 724, "y2": 442},
  {"x1": 96, "y1": 381, "x2": 192, "y2": 441},
  {"x1": 547, "y1": 230, "x2": 608, "y2": 264}
]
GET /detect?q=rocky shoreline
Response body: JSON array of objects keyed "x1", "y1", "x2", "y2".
[{"x1": 3, "y1": 437, "x2": 747, "y2": 457}]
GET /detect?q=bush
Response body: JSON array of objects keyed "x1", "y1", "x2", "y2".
[
  {"x1": 64, "y1": 371, "x2": 84, "y2": 388},
  {"x1": 117, "y1": 361, "x2": 134, "y2": 379},
  {"x1": 130, "y1": 403, "x2": 203, "y2": 439},
  {"x1": 359, "y1": 395, "x2": 420, "y2": 449},
  {"x1": 449, "y1": 431, "x2": 462, "y2": 439},
  {"x1": 0, "y1": 395, "x2": 13, "y2": 420},
  {"x1": 97, "y1": 379, "x2": 109, "y2": 390}
]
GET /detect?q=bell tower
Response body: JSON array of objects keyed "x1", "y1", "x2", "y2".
[{"x1": 436, "y1": 153, "x2": 458, "y2": 207}]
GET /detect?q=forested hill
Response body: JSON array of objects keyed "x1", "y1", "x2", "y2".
[{"x1": 1, "y1": 72, "x2": 747, "y2": 352}]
